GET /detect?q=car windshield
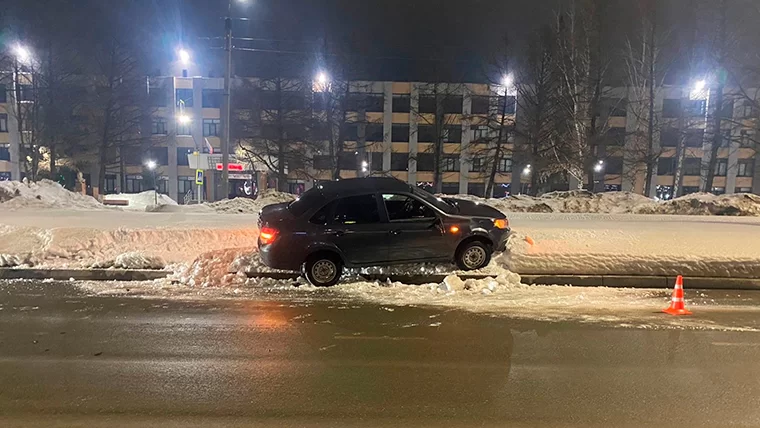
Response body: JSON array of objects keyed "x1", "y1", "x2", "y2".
[
  {"x1": 411, "y1": 187, "x2": 457, "y2": 215},
  {"x1": 287, "y1": 188, "x2": 325, "y2": 217}
]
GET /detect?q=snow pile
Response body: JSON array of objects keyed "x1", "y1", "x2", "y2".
[
  {"x1": 453, "y1": 190, "x2": 760, "y2": 217},
  {"x1": 0, "y1": 180, "x2": 103, "y2": 210},
  {"x1": 208, "y1": 198, "x2": 260, "y2": 214},
  {"x1": 0, "y1": 253, "x2": 34, "y2": 267},
  {"x1": 104, "y1": 192, "x2": 178, "y2": 211},
  {"x1": 174, "y1": 247, "x2": 255, "y2": 287},
  {"x1": 636, "y1": 193, "x2": 760, "y2": 216},
  {"x1": 446, "y1": 190, "x2": 657, "y2": 214},
  {"x1": 351, "y1": 258, "x2": 511, "y2": 278},
  {"x1": 434, "y1": 273, "x2": 521, "y2": 294},
  {"x1": 209, "y1": 190, "x2": 296, "y2": 214},
  {"x1": 91, "y1": 251, "x2": 166, "y2": 270},
  {"x1": 257, "y1": 189, "x2": 297, "y2": 206}
]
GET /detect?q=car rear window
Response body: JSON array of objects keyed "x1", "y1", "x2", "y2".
[{"x1": 287, "y1": 188, "x2": 325, "y2": 217}]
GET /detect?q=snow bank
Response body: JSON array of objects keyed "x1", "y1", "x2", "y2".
[
  {"x1": 91, "y1": 251, "x2": 166, "y2": 269},
  {"x1": 104, "y1": 191, "x2": 178, "y2": 211},
  {"x1": 452, "y1": 190, "x2": 760, "y2": 217},
  {"x1": 0, "y1": 180, "x2": 103, "y2": 210},
  {"x1": 0, "y1": 253, "x2": 34, "y2": 267},
  {"x1": 0, "y1": 223, "x2": 259, "y2": 269},
  {"x1": 502, "y1": 214, "x2": 760, "y2": 277},
  {"x1": 209, "y1": 190, "x2": 295, "y2": 214},
  {"x1": 446, "y1": 190, "x2": 657, "y2": 214},
  {"x1": 173, "y1": 247, "x2": 256, "y2": 287},
  {"x1": 207, "y1": 198, "x2": 259, "y2": 214},
  {"x1": 635, "y1": 193, "x2": 760, "y2": 216}
]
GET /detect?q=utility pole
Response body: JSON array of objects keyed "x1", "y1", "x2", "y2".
[{"x1": 222, "y1": 2, "x2": 233, "y2": 198}]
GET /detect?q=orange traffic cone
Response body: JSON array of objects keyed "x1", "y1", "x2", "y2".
[{"x1": 663, "y1": 275, "x2": 692, "y2": 316}]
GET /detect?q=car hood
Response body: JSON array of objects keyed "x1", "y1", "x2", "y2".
[{"x1": 443, "y1": 198, "x2": 505, "y2": 219}]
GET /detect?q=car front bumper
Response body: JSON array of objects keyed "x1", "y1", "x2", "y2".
[{"x1": 493, "y1": 228, "x2": 510, "y2": 252}]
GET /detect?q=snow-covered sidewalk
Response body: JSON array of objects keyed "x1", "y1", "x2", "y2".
[{"x1": 506, "y1": 213, "x2": 760, "y2": 278}]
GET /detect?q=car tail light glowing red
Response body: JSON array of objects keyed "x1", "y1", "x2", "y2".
[{"x1": 259, "y1": 227, "x2": 278, "y2": 245}]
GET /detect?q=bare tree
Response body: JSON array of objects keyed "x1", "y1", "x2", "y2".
[
  {"x1": 468, "y1": 35, "x2": 517, "y2": 198},
  {"x1": 623, "y1": 0, "x2": 675, "y2": 197},
  {"x1": 702, "y1": 0, "x2": 732, "y2": 192},
  {"x1": 553, "y1": 0, "x2": 616, "y2": 191},
  {"x1": 512, "y1": 27, "x2": 567, "y2": 195},
  {"x1": 86, "y1": 33, "x2": 154, "y2": 196},
  {"x1": 236, "y1": 75, "x2": 314, "y2": 192}
]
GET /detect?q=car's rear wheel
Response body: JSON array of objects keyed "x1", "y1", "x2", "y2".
[
  {"x1": 455, "y1": 240, "x2": 492, "y2": 270},
  {"x1": 304, "y1": 253, "x2": 343, "y2": 287}
]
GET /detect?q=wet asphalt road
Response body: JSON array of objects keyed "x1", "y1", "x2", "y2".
[{"x1": 2, "y1": 281, "x2": 760, "y2": 427}]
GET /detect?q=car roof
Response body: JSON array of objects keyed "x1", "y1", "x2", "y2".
[{"x1": 316, "y1": 177, "x2": 413, "y2": 194}]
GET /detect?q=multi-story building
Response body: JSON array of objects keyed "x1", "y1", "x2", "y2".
[{"x1": 2, "y1": 74, "x2": 758, "y2": 201}]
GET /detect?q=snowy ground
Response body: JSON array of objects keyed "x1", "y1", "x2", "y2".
[
  {"x1": 2, "y1": 206, "x2": 757, "y2": 279},
  {"x1": 1, "y1": 179, "x2": 759, "y2": 281},
  {"x1": 75, "y1": 276, "x2": 760, "y2": 332}
]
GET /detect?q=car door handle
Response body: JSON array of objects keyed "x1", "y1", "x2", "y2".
[
  {"x1": 328, "y1": 230, "x2": 346, "y2": 237},
  {"x1": 390, "y1": 230, "x2": 402, "y2": 236}
]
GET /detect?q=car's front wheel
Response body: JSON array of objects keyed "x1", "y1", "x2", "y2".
[
  {"x1": 455, "y1": 240, "x2": 492, "y2": 270},
  {"x1": 304, "y1": 253, "x2": 343, "y2": 287}
]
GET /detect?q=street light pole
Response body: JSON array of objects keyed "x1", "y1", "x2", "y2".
[
  {"x1": 221, "y1": 2, "x2": 233, "y2": 200},
  {"x1": 146, "y1": 160, "x2": 158, "y2": 205}
]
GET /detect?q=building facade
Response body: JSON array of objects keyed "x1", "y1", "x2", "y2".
[{"x1": 2, "y1": 74, "x2": 758, "y2": 201}]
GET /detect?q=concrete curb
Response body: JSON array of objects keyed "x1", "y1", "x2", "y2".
[
  {"x1": 244, "y1": 271, "x2": 760, "y2": 290},
  {"x1": 520, "y1": 275, "x2": 760, "y2": 290},
  {"x1": 1, "y1": 268, "x2": 757, "y2": 290},
  {"x1": 0, "y1": 268, "x2": 170, "y2": 282}
]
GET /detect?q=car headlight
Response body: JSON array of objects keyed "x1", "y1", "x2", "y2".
[{"x1": 493, "y1": 218, "x2": 509, "y2": 229}]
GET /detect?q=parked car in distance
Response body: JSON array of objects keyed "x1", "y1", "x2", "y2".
[{"x1": 258, "y1": 177, "x2": 511, "y2": 286}]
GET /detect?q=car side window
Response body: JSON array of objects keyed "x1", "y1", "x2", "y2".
[
  {"x1": 332, "y1": 194, "x2": 380, "y2": 225},
  {"x1": 309, "y1": 201, "x2": 336, "y2": 225},
  {"x1": 382, "y1": 194, "x2": 436, "y2": 221}
]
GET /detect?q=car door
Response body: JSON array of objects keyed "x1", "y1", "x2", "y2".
[
  {"x1": 324, "y1": 193, "x2": 388, "y2": 265},
  {"x1": 381, "y1": 193, "x2": 451, "y2": 262}
]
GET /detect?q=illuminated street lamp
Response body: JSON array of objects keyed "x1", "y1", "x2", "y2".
[
  {"x1": 178, "y1": 48, "x2": 191, "y2": 65},
  {"x1": 314, "y1": 70, "x2": 330, "y2": 92},
  {"x1": 316, "y1": 71, "x2": 329, "y2": 85},
  {"x1": 13, "y1": 44, "x2": 31, "y2": 64},
  {"x1": 361, "y1": 160, "x2": 369, "y2": 174},
  {"x1": 690, "y1": 78, "x2": 708, "y2": 101},
  {"x1": 145, "y1": 160, "x2": 159, "y2": 205},
  {"x1": 594, "y1": 160, "x2": 605, "y2": 173},
  {"x1": 177, "y1": 114, "x2": 191, "y2": 124},
  {"x1": 501, "y1": 74, "x2": 514, "y2": 90},
  {"x1": 522, "y1": 164, "x2": 532, "y2": 176}
]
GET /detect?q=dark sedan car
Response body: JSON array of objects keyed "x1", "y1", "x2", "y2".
[{"x1": 258, "y1": 177, "x2": 510, "y2": 286}]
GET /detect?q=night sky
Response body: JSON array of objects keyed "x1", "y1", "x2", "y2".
[
  {"x1": 164, "y1": 0, "x2": 565, "y2": 81},
  {"x1": 5, "y1": 0, "x2": 753, "y2": 83}
]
